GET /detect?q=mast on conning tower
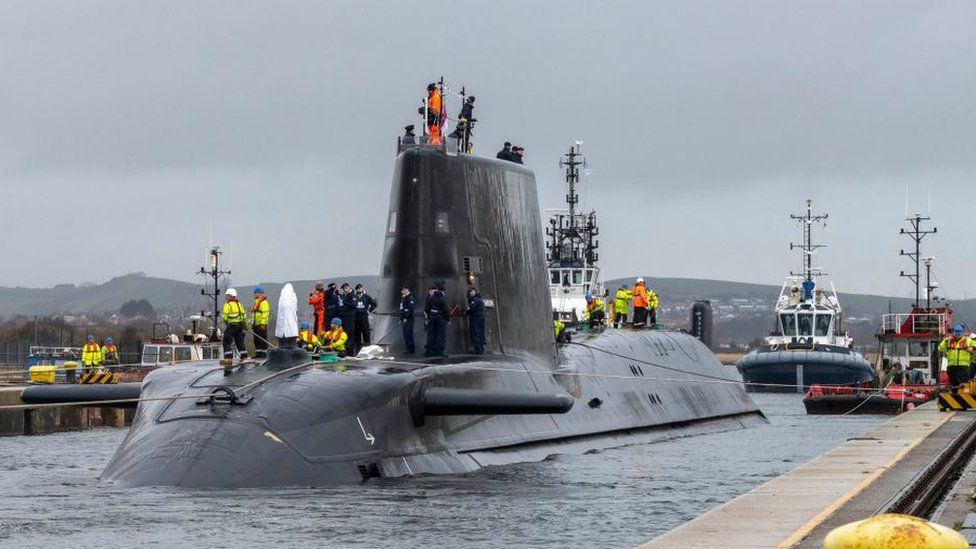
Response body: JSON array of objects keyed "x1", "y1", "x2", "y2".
[
  {"x1": 545, "y1": 143, "x2": 598, "y2": 267},
  {"x1": 789, "y1": 199, "x2": 828, "y2": 284}
]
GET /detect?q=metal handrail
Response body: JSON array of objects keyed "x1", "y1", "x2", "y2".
[{"x1": 881, "y1": 313, "x2": 946, "y2": 335}]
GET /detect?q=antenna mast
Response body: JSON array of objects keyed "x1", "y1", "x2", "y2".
[
  {"x1": 899, "y1": 213, "x2": 937, "y2": 308},
  {"x1": 789, "y1": 199, "x2": 828, "y2": 282},
  {"x1": 198, "y1": 245, "x2": 231, "y2": 341},
  {"x1": 546, "y1": 143, "x2": 598, "y2": 267},
  {"x1": 560, "y1": 144, "x2": 583, "y2": 228}
]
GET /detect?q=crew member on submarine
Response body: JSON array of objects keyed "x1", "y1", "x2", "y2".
[{"x1": 400, "y1": 286, "x2": 416, "y2": 355}]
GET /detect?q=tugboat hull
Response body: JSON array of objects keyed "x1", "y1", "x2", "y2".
[{"x1": 736, "y1": 348, "x2": 874, "y2": 392}]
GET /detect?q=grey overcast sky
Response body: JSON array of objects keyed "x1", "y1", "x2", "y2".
[{"x1": 1, "y1": 1, "x2": 974, "y2": 298}]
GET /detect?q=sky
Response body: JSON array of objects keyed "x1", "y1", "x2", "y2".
[{"x1": 1, "y1": 1, "x2": 974, "y2": 298}]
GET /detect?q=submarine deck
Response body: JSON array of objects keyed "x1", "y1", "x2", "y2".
[{"x1": 642, "y1": 401, "x2": 972, "y2": 548}]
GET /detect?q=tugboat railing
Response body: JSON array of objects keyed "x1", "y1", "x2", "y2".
[{"x1": 882, "y1": 313, "x2": 947, "y2": 336}]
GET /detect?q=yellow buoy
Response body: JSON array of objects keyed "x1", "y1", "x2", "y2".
[{"x1": 823, "y1": 514, "x2": 966, "y2": 549}]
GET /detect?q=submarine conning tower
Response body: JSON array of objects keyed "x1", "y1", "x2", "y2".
[{"x1": 375, "y1": 146, "x2": 554, "y2": 360}]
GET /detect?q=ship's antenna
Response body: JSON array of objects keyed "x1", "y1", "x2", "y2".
[
  {"x1": 547, "y1": 142, "x2": 598, "y2": 268},
  {"x1": 198, "y1": 245, "x2": 231, "y2": 341},
  {"x1": 560, "y1": 144, "x2": 583, "y2": 229},
  {"x1": 922, "y1": 256, "x2": 938, "y2": 308},
  {"x1": 899, "y1": 213, "x2": 937, "y2": 308},
  {"x1": 789, "y1": 198, "x2": 828, "y2": 282}
]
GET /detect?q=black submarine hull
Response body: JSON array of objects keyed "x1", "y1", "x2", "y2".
[
  {"x1": 102, "y1": 330, "x2": 760, "y2": 487},
  {"x1": 99, "y1": 146, "x2": 763, "y2": 487}
]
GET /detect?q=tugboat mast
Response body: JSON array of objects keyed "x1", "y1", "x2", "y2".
[
  {"x1": 899, "y1": 214, "x2": 937, "y2": 308},
  {"x1": 198, "y1": 246, "x2": 231, "y2": 341},
  {"x1": 789, "y1": 199, "x2": 828, "y2": 283},
  {"x1": 546, "y1": 143, "x2": 598, "y2": 267}
]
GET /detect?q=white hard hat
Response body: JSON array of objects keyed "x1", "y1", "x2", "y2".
[
  {"x1": 636, "y1": 277, "x2": 644, "y2": 283},
  {"x1": 225, "y1": 288, "x2": 237, "y2": 297}
]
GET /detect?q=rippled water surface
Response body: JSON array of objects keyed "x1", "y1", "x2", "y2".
[{"x1": 0, "y1": 394, "x2": 885, "y2": 548}]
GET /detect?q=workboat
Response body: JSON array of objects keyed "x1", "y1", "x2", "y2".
[
  {"x1": 23, "y1": 87, "x2": 763, "y2": 487},
  {"x1": 546, "y1": 143, "x2": 605, "y2": 325},
  {"x1": 736, "y1": 200, "x2": 873, "y2": 392},
  {"x1": 804, "y1": 214, "x2": 949, "y2": 414}
]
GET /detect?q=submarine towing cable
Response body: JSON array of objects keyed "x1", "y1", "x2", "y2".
[{"x1": 22, "y1": 84, "x2": 762, "y2": 488}]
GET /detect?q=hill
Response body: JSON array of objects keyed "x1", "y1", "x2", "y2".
[
  {"x1": 1, "y1": 273, "x2": 970, "y2": 347},
  {"x1": 0, "y1": 273, "x2": 380, "y2": 318}
]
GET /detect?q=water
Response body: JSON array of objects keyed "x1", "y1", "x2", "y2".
[{"x1": 0, "y1": 394, "x2": 885, "y2": 548}]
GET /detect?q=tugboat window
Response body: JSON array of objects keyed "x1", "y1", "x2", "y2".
[
  {"x1": 909, "y1": 341, "x2": 929, "y2": 357},
  {"x1": 572, "y1": 270, "x2": 583, "y2": 285},
  {"x1": 550, "y1": 270, "x2": 560, "y2": 284},
  {"x1": 143, "y1": 345, "x2": 158, "y2": 364},
  {"x1": 158, "y1": 346, "x2": 173, "y2": 363},
  {"x1": 175, "y1": 347, "x2": 192, "y2": 362},
  {"x1": 797, "y1": 314, "x2": 813, "y2": 336},
  {"x1": 814, "y1": 315, "x2": 831, "y2": 337},
  {"x1": 780, "y1": 314, "x2": 796, "y2": 336}
]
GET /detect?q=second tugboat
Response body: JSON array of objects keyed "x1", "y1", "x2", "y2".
[
  {"x1": 546, "y1": 143, "x2": 605, "y2": 325},
  {"x1": 737, "y1": 199, "x2": 873, "y2": 392}
]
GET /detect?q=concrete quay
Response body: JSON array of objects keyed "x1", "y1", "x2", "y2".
[{"x1": 643, "y1": 401, "x2": 973, "y2": 548}]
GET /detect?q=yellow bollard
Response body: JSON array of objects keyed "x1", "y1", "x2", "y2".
[{"x1": 823, "y1": 514, "x2": 966, "y2": 549}]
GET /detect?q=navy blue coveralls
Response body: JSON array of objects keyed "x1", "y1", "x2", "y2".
[
  {"x1": 465, "y1": 292, "x2": 486, "y2": 354},
  {"x1": 352, "y1": 291, "x2": 377, "y2": 351},
  {"x1": 324, "y1": 288, "x2": 342, "y2": 326},
  {"x1": 400, "y1": 293, "x2": 416, "y2": 354},
  {"x1": 425, "y1": 290, "x2": 448, "y2": 357},
  {"x1": 339, "y1": 291, "x2": 356, "y2": 352}
]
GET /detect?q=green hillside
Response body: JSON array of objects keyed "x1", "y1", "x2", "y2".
[{"x1": 1, "y1": 273, "x2": 971, "y2": 337}]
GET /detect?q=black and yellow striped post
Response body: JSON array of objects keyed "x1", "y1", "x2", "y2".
[
  {"x1": 938, "y1": 391, "x2": 976, "y2": 411},
  {"x1": 78, "y1": 370, "x2": 119, "y2": 385}
]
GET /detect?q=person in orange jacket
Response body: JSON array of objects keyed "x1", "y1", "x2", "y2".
[
  {"x1": 424, "y1": 83, "x2": 443, "y2": 145},
  {"x1": 308, "y1": 281, "x2": 326, "y2": 336},
  {"x1": 632, "y1": 277, "x2": 649, "y2": 328}
]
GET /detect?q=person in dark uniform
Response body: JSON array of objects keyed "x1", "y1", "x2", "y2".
[
  {"x1": 352, "y1": 283, "x2": 377, "y2": 353},
  {"x1": 402, "y1": 124, "x2": 416, "y2": 145},
  {"x1": 338, "y1": 283, "x2": 356, "y2": 353},
  {"x1": 448, "y1": 96, "x2": 475, "y2": 151},
  {"x1": 399, "y1": 286, "x2": 416, "y2": 354},
  {"x1": 496, "y1": 141, "x2": 513, "y2": 161},
  {"x1": 464, "y1": 287, "x2": 486, "y2": 354},
  {"x1": 424, "y1": 285, "x2": 448, "y2": 357},
  {"x1": 512, "y1": 146, "x2": 524, "y2": 164},
  {"x1": 324, "y1": 282, "x2": 341, "y2": 328}
]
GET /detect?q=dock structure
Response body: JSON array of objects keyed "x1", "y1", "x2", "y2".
[
  {"x1": 0, "y1": 386, "x2": 132, "y2": 436},
  {"x1": 643, "y1": 402, "x2": 976, "y2": 548}
]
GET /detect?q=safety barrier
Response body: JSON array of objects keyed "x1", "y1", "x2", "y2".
[{"x1": 79, "y1": 370, "x2": 119, "y2": 385}]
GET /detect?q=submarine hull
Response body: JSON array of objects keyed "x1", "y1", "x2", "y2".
[
  {"x1": 102, "y1": 329, "x2": 761, "y2": 487},
  {"x1": 100, "y1": 147, "x2": 763, "y2": 487}
]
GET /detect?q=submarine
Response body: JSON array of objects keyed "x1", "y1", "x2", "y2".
[{"x1": 24, "y1": 126, "x2": 763, "y2": 488}]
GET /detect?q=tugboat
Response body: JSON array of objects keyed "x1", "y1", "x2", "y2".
[
  {"x1": 545, "y1": 143, "x2": 604, "y2": 325},
  {"x1": 736, "y1": 199, "x2": 873, "y2": 392},
  {"x1": 805, "y1": 214, "x2": 949, "y2": 414}
]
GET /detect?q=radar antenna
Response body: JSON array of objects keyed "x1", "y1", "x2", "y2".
[
  {"x1": 546, "y1": 143, "x2": 599, "y2": 267},
  {"x1": 198, "y1": 245, "x2": 231, "y2": 341},
  {"x1": 899, "y1": 213, "x2": 937, "y2": 308},
  {"x1": 789, "y1": 199, "x2": 828, "y2": 282}
]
